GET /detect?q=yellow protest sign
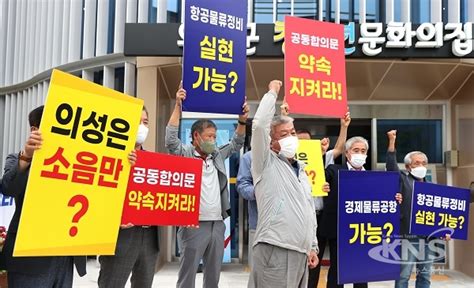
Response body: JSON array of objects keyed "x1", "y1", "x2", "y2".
[
  {"x1": 296, "y1": 140, "x2": 327, "y2": 197},
  {"x1": 14, "y1": 69, "x2": 144, "y2": 256}
]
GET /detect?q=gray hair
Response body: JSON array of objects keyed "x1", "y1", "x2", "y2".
[
  {"x1": 270, "y1": 115, "x2": 294, "y2": 136},
  {"x1": 404, "y1": 151, "x2": 428, "y2": 165},
  {"x1": 345, "y1": 136, "x2": 369, "y2": 152}
]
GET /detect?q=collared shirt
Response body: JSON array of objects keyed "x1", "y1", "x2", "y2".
[
  {"x1": 347, "y1": 161, "x2": 366, "y2": 171},
  {"x1": 194, "y1": 151, "x2": 222, "y2": 221},
  {"x1": 236, "y1": 151, "x2": 258, "y2": 230}
]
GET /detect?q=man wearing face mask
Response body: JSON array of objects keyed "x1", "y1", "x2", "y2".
[
  {"x1": 1, "y1": 106, "x2": 87, "y2": 287},
  {"x1": 386, "y1": 130, "x2": 450, "y2": 288},
  {"x1": 165, "y1": 84, "x2": 248, "y2": 288},
  {"x1": 319, "y1": 136, "x2": 370, "y2": 288},
  {"x1": 248, "y1": 80, "x2": 329, "y2": 288},
  {"x1": 98, "y1": 106, "x2": 160, "y2": 288}
]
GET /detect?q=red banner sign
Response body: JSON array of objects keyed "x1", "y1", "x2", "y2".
[
  {"x1": 285, "y1": 16, "x2": 347, "y2": 118},
  {"x1": 121, "y1": 150, "x2": 202, "y2": 226}
]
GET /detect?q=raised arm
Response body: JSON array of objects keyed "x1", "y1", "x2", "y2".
[
  {"x1": 165, "y1": 85, "x2": 186, "y2": 155},
  {"x1": 386, "y1": 130, "x2": 399, "y2": 172},
  {"x1": 236, "y1": 153, "x2": 255, "y2": 201},
  {"x1": 332, "y1": 111, "x2": 351, "y2": 158},
  {"x1": 251, "y1": 80, "x2": 282, "y2": 183}
]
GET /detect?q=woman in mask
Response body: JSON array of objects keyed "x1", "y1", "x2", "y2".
[{"x1": 98, "y1": 106, "x2": 160, "y2": 288}]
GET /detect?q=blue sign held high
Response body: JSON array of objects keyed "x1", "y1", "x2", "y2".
[{"x1": 183, "y1": 0, "x2": 247, "y2": 114}]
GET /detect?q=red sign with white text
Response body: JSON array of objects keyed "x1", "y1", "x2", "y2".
[
  {"x1": 284, "y1": 16, "x2": 347, "y2": 117},
  {"x1": 121, "y1": 150, "x2": 202, "y2": 226}
]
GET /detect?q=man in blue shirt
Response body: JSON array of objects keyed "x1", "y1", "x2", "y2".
[{"x1": 236, "y1": 151, "x2": 256, "y2": 269}]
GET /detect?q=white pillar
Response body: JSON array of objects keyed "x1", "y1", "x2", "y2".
[
  {"x1": 96, "y1": 0, "x2": 110, "y2": 56},
  {"x1": 82, "y1": 69, "x2": 94, "y2": 81},
  {"x1": 104, "y1": 66, "x2": 115, "y2": 89},
  {"x1": 68, "y1": 0, "x2": 82, "y2": 62},
  {"x1": 52, "y1": 0, "x2": 63, "y2": 68},
  {"x1": 401, "y1": 0, "x2": 410, "y2": 22},
  {"x1": 0, "y1": 0, "x2": 9, "y2": 86},
  {"x1": 386, "y1": 0, "x2": 394, "y2": 22},
  {"x1": 124, "y1": 62, "x2": 136, "y2": 96},
  {"x1": 448, "y1": 0, "x2": 460, "y2": 22},
  {"x1": 469, "y1": 0, "x2": 474, "y2": 21},
  {"x1": 83, "y1": 0, "x2": 98, "y2": 59},
  {"x1": 114, "y1": 0, "x2": 127, "y2": 53},
  {"x1": 138, "y1": 0, "x2": 149, "y2": 23},
  {"x1": 126, "y1": 0, "x2": 138, "y2": 23},
  {"x1": 45, "y1": 0, "x2": 55, "y2": 69},
  {"x1": 157, "y1": 0, "x2": 167, "y2": 23},
  {"x1": 335, "y1": 0, "x2": 340, "y2": 23},
  {"x1": 318, "y1": 0, "x2": 323, "y2": 21},
  {"x1": 431, "y1": 0, "x2": 442, "y2": 22},
  {"x1": 61, "y1": 0, "x2": 71, "y2": 64},
  {"x1": 12, "y1": 0, "x2": 24, "y2": 84},
  {"x1": 359, "y1": 0, "x2": 366, "y2": 23}
]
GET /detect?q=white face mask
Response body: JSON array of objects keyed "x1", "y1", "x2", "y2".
[
  {"x1": 136, "y1": 124, "x2": 149, "y2": 145},
  {"x1": 410, "y1": 166, "x2": 427, "y2": 179},
  {"x1": 350, "y1": 153, "x2": 367, "y2": 168},
  {"x1": 278, "y1": 136, "x2": 299, "y2": 158}
]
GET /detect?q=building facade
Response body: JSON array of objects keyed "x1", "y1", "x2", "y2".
[{"x1": 1, "y1": 0, "x2": 473, "y2": 276}]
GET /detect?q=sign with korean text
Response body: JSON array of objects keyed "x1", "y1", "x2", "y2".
[
  {"x1": 122, "y1": 151, "x2": 202, "y2": 226},
  {"x1": 295, "y1": 140, "x2": 327, "y2": 197},
  {"x1": 410, "y1": 181, "x2": 470, "y2": 240},
  {"x1": 14, "y1": 70, "x2": 143, "y2": 256},
  {"x1": 182, "y1": 0, "x2": 247, "y2": 114},
  {"x1": 125, "y1": 22, "x2": 474, "y2": 58},
  {"x1": 284, "y1": 16, "x2": 347, "y2": 118},
  {"x1": 338, "y1": 171, "x2": 400, "y2": 284}
]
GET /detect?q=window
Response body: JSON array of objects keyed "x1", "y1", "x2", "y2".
[
  {"x1": 149, "y1": 0, "x2": 158, "y2": 23},
  {"x1": 411, "y1": 0, "x2": 430, "y2": 23},
  {"x1": 108, "y1": 0, "x2": 116, "y2": 54},
  {"x1": 461, "y1": 0, "x2": 469, "y2": 23},
  {"x1": 254, "y1": 0, "x2": 274, "y2": 23},
  {"x1": 93, "y1": 70, "x2": 104, "y2": 86},
  {"x1": 167, "y1": 0, "x2": 180, "y2": 23},
  {"x1": 295, "y1": 0, "x2": 318, "y2": 20},
  {"x1": 394, "y1": 0, "x2": 402, "y2": 22},
  {"x1": 377, "y1": 120, "x2": 443, "y2": 164},
  {"x1": 365, "y1": 0, "x2": 381, "y2": 22},
  {"x1": 114, "y1": 67, "x2": 124, "y2": 93}
]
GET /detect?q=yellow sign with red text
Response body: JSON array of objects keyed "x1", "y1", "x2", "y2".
[
  {"x1": 14, "y1": 70, "x2": 143, "y2": 256},
  {"x1": 296, "y1": 140, "x2": 327, "y2": 197}
]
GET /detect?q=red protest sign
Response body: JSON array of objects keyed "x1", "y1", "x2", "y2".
[
  {"x1": 121, "y1": 150, "x2": 202, "y2": 226},
  {"x1": 284, "y1": 16, "x2": 347, "y2": 118}
]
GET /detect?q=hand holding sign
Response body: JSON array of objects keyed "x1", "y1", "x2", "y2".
[
  {"x1": 239, "y1": 97, "x2": 250, "y2": 123},
  {"x1": 175, "y1": 82, "x2": 187, "y2": 109},
  {"x1": 280, "y1": 96, "x2": 290, "y2": 116},
  {"x1": 22, "y1": 130, "x2": 43, "y2": 159}
]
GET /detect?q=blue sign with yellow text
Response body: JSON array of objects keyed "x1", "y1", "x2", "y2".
[
  {"x1": 338, "y1": 171, "x2": 401, "y2": 284},
  {"x1": 183, "y1": 0, "x2": 247, "y2": 114},
  {"x1": 410, "y1": 181, "x2": 470, "y2": 240}
]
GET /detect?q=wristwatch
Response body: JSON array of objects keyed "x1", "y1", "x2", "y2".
[
  {"x1": 19, "y1": 150, "x2": 32, "y2": 162},
  {"x1": 238, "y1": 120, "x2": 247, "y2": 126}
]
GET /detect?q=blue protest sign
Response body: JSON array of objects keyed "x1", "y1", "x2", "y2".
[
  {"x1": 338, "y1": 170, "x2": 401, "y2": 284},
  {"x1": 410, "y1": 181, "x2": 470, "y2": 240},
  {"x1": 183, "y1": 0, "x2": 247, "y2": 114}
]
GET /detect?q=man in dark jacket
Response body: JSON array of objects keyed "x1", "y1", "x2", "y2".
[
  {"x1": 386, "y1": 130, "x2": 450, "y2": 288},
  {"x1": 1, "y1": 106, "x2": 87, "y2": 288}
]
